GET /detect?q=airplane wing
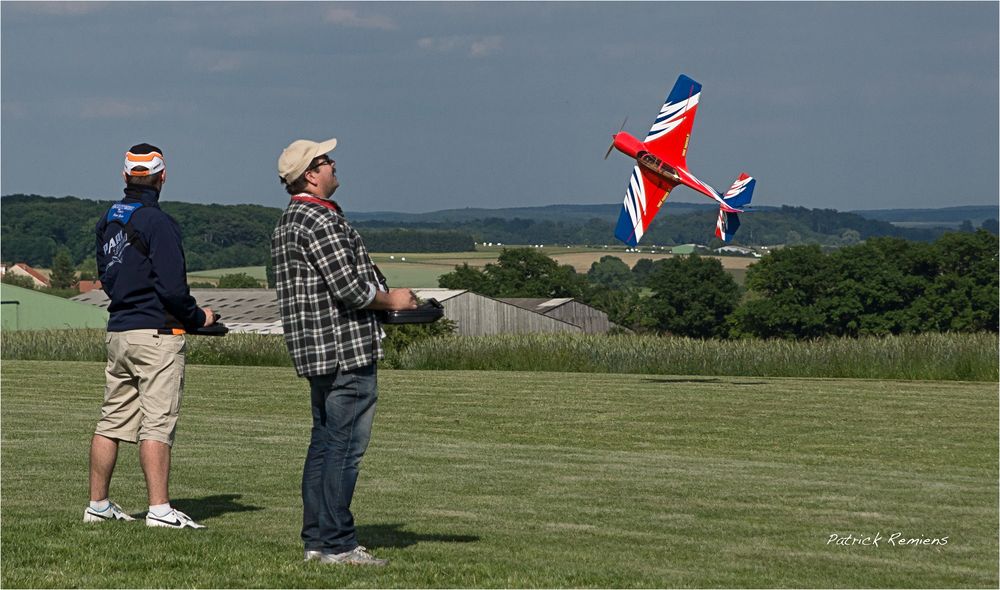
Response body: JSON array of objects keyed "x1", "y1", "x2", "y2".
[
  {"x1": 643, "y1": 74, "x2": 702, "y2": 169},
  {"x1": 614, "y1": 164, "x2": 677, "y2": 246}
]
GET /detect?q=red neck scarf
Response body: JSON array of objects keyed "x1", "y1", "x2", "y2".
[{"x1": 291, "y1": 194, "x2": 342, "y2": 214}]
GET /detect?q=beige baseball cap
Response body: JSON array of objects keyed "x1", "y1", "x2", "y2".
[{"x1": 277, "y1": 138, "x2": 338, "y2": 184}]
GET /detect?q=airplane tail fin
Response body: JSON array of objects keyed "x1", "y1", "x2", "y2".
[
  {"x1": 722, "y1": 173, "x2": 755, "y2": 209},
  {"x1": 714, "y1": 173, "x2": 755, "y2": 242}
]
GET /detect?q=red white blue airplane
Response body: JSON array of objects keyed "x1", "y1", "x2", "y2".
[{"x1": 607, "y1": 74, "x2": 756, "y2": 245}]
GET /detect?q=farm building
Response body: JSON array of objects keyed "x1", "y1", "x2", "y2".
[
  {"x1": 1, "y1": 284, "x2": 108, "y2": 331},
  {"x1": 715, "y1": 245, "x2": 759, "y2": 257},
  {"x1": 669, "y1": 244, "x2": 701, "y2": 255},
  {"x1": 72, "y1": 288, "x2": 609, "y2": 336},
  {"x1": 498, "y1": 298, "x2": 614, "y2": 334},
  {"x1": 413, "y1": 289, "x2": 583, "y2": 336},
  {"x1": 0, "y1": 263, "x2": 50, "y2": 288}
]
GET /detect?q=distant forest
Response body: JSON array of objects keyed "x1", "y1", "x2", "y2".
[
  {"x1": 0, "y1": 195, "x2": 474, "y2": 270},
  {"x1": 1, "y1": 194, "x2": 996, "y2": 269}
]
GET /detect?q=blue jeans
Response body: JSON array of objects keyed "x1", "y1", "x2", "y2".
[{"x1": 302, "y1": 363, "x2": 377, "y2": 553}]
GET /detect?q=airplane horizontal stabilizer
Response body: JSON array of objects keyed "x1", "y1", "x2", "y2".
[{"x1": 715, "y1": 210, "x2": 741, "y2": 242}]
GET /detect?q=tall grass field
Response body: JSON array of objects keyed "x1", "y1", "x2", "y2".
[
  {"x1": 398, "y1": 332, "x2": 999, "y2": 381},
  {"x1": 2, "y1": 361, "x2": 997, "y2": 587},
  {"x1": 3, "y1": 330, "x2": 996, "y2": 381}
]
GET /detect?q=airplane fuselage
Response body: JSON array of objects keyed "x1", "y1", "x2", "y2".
[
  {"x1": 613, "y1": 131, "x2": 682, "y2": 184},
  {"x1": 636, "y1": 151, "x2": 681, "y2": 184},
  {"x1": 612, "y1": 131, "x2": 737, "y2": 210}
]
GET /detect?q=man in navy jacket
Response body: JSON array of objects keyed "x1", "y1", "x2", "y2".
[{"x1": 85, "y1": 143, "x2": 215, "y2": 529}]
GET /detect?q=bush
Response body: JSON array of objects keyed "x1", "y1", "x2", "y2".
[
  {"x1": 2, "y1": 273, "x2": 37, "y2": 289},
  {"x1": 731, "y1": 232, "x2": 1000, "y2": 338},
  {"x1": 217, "y1": 273, "x2": 262, "y2": 288}
]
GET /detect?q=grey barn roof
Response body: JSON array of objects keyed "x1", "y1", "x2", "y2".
[
  {"x1": 71, "y1": 288, "x2": 614, "y2": 335},
  {"x1": 497, "y1": 298, "x2": 574, "y2": 314},
  {"x1": 72, "y1": 289, "x2": 284, "y2": 334}
]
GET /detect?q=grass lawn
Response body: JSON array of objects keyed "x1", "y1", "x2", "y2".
[{"x1": 2, "y1": 361, "x2": 996, "y2": 588}]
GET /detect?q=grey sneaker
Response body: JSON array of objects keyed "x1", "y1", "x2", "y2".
[
  {"x1": 83, "y1": 501, "x2": 135, "y2": 523},
  {"x1": 316, "y1": 546, "x2": 388, "y2": 566},
  {"x1": 304, "y1": 550, "x2": 324, "y2": 562}
]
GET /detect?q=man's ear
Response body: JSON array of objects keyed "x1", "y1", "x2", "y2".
[{"x1": 160, "y1": 169, "x2": 167, "y2": 185}]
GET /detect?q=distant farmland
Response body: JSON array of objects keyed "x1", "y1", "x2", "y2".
[
  {"x1": 185, "y1": 247, "x2": 755, "y2": 289},
  {"x1": 377, "y1": 247, "x2": 755, "y2": 287}
]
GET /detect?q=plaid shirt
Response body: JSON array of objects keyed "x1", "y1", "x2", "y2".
[{"x1": 271, "y1": 195, "x2": 385, "y2": 377}]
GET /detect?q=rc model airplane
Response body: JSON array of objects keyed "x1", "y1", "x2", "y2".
[{"x1": 607, "y1": 74, "x2": 756, "y2": 245}]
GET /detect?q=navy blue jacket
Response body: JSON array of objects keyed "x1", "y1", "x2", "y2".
[{"x1": 96, "y1": 186, "x2": 205, "y2": 332}]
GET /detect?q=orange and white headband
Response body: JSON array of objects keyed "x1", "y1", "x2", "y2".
[{"x1": 124, "y1": 151, "x2": 165, "y2": 176}]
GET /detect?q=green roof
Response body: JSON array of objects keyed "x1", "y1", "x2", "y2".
[{"x1": 0, "y1": 284, "x2": 108, "y2": 331}]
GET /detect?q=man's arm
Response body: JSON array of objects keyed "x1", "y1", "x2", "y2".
[
  {"x1": 146, "y1": 217, "x2": 213, "y2": 329},
  {"x1": 306, "y1": 220, "x2": 379, "y2": 308},
  {"x1": 95, "y1": 220, "x2": 111, "y2": 297},
  {"x1": 305, "y1": 219, "x2": 418, "y2": 311}
]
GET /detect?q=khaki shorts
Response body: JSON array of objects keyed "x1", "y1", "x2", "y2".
[{"x1": 95, "y1": 330, "x2": 186, "y2": 446}]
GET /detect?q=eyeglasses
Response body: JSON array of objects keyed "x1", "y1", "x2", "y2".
[{"x1": 307, "y1": 158, "x2": 335, "y2": 174}]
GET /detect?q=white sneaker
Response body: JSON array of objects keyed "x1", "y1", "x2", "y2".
[
  {"x1": 145, "y1": 508, "x2": 205, "y2": 529},
  {"x1": 83, "y1": 501, "x2": 135, "y2": 523}
]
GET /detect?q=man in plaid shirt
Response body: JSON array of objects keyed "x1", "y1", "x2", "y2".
[{"x1": 271, "y1": 137, "x2": 416, "y2": 567}]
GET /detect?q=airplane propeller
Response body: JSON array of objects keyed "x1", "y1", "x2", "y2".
[{"x1": 604, "y1": 117, "x2": 628, "y2": 160}]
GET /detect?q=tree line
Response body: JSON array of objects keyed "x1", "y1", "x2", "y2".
[
  {"x1": 438, "y1": 231, "x2": 999, "y2": 339},
  {"x1": 0, "y1": 195, "x2": 474, "y2": 270},
  {"x1": 361, "y1": 205, "x2": 996, "y2": 248},
  {"x1": 2, "y1": 194, "x2": 995, "y2": 273}
]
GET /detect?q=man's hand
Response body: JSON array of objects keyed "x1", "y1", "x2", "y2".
[
  {"x1": 201, "y1": 307, "x2": 216, "y2": 327},
  {"x1": 365, "y1": 288, "x2": 419, "y2": 311},
  {"x1": 386, "y1": 288, "x2": 419, "y2": 311}
]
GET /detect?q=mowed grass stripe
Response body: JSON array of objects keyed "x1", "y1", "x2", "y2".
[{"x1": 2, "y1": 361, "x2": 996, "y2": 588}]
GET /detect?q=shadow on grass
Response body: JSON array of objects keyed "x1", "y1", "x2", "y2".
[
  {"x1": 171, "y1": 494, "x2": 264, "y2": 521},
  {"x1": 358, "y1": 523, "x2": 479, "y2": 549},
  {"x1": 641, "y1": 377, "x2": 768, "y2": 385}
]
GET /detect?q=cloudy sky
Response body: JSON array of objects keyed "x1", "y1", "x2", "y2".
[{"x1": 2, "y1": 1, "x2": 997, "y2": 213}]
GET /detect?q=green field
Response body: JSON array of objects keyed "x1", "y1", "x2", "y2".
[{"x1": 2, "y1": 361, "x2": 996, "y2": 587}]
